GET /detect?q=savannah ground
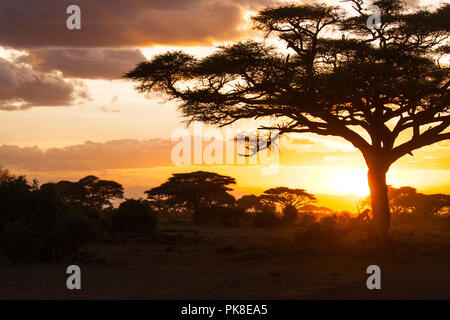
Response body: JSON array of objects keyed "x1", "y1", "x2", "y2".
[{"x1": 1, "y1": 216, "x2": 449, "y2": 300}]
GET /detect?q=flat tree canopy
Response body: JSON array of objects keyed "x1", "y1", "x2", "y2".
[
  {"x1": 262, "y1": 187, "x2": 316, "y2": 210},
  {"x1": 49, "y1": 175, "x2": 124, "y2": 210},
  {"x1": 126, "y1": 0, "x2": 449, "y2": 245},
  {"x1": 145, "y1": 171, "x2": 236, "y2": 222}
]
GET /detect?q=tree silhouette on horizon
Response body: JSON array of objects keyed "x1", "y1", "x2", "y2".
[
  {"x1": 44, "y1": 175, "x2": 124, "y2": 210},
  {"x1": 145, "y1": 171, "x2": 236, "y2": 223},
  {"x1": 126, "y1": 0, "x2": 449, "y2": 246},
  {"x1": 262, "y1": 187, "x2": 316, "y2": 210}
]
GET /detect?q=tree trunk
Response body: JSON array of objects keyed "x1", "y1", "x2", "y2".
[{"x1": 367, "y1": 165, "x2": 391, "y2": 246}]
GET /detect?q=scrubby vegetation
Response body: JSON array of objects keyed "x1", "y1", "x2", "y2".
[
  {"x1": 108, "y1": 199, "x2": 158, "y2": 234},
  {"x1": 0, "y1": 169, "x2": 127, "y2": 263},
  {"x1": 1, "y1": 168, "x2": 449, "y2": 265}
]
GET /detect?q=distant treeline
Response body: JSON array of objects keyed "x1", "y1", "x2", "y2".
[{"x1": 0, "y1": 169, "x2": 448, "y2": 263}]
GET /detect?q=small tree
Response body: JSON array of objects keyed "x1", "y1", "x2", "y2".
[
  {"x1": 126, "y1": 0, "x2": 449, "y2": 245},
  {"x1": 236, "y1": 194, "x2": 264, "y2": 213},
  {"x1": 262, "y1": 187, "x2": 316, "y2": 210},
  {"x1": 145, "y1": 171, "x2": 236, "y2": 223},
  {"x1": 110, "y1": 199, "x2": 158, "y2": 234}
]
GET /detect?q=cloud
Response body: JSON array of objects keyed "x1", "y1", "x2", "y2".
[
  {"x1": 0, "y1": 137, "x2": 340, "y2": 172},
  {"x1": 19, "y1": 49, "x2": 147, "y2": 79},
  {"x1": 0, "y1": 58, "x2": 90, "y2": 110},
  {"x1": 0, "y1": 139, "x2": 176, "y2": 171},
  {"x1": 101, "y1": 106, "x2": 121, "y2": 113},
  {"x1": 0, "y1": 0, "x2": 272, "y2": 49}
]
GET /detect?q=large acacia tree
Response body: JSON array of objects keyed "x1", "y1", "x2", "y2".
[
  {"x1": 145, "y1": 171, "x2": 236, "y2": 222},
  {"x1": 126, "y1": 0, "x2": 449, "y2": 245}
]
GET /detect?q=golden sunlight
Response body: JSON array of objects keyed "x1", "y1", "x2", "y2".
[{"x1": 327, "y1": 168, "x2": 370, "y2": 196}]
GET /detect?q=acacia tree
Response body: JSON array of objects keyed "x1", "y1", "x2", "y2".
[
  {"x1": 237, "y1": 194, "x2": 264, "y2": 213},
  {"x1": 362, "y1": 186, "x2": 417, "y2": 215},
  {"x1": 262, "y1": 187, "x2": 316, "y2": 210},
  {"x1": 126, "y1": 0, "x2": 449, "y2": 245},
  {"x1": 363, "y1": 186, "x2": 450, "y2": 217},
  {"x1": 145, "y1": 171, "x2": 236, "y2": 222},
  {"x1": 52, "y1": 176, "x2": 124, "y2": 210}
]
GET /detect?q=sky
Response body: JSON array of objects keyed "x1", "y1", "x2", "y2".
[{"x1": 0, "y1": 0, "x2": 448, "y2": 212}]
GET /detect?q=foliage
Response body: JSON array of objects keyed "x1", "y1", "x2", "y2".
[
  {"x1": 294, "y1": 215, "x2": 346, "y2": 246},
  {"x1": 0, "y1": 170, "x2": 101, "y2": 263},
  {"x1": 237, "y1": 194, "x2": 264, "y2": 213},
  {"x1": 46, "y1": 175, "x2": 124, "y2": 210},
  {"x1": 218, "y1": 206, "x2": 246, "y2": 227},
  {"x1": 262, "y1": 187, "x2": 316, "y2": 210},
  {"x1": 363, "y1": 186, "x2": 450, "y2": 219},
  {"x1": 1, "y1": 220, "x2": 40, "y2": 263},
  {"x1": 109, "y1": 199, "x2": 158, "y2": 234},
  {"x1": 282, "y1": 204, "x2": 299, "y2": 224},
  {"x1": 253, "y1": 206, "x2": 281, "y2": 228},
  {"x1": 146, "y1": 171, "x2": 236, "y2": 223}
]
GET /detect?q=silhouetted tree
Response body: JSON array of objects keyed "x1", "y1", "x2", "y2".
[
  {"x1": 0, "y1": 169, "x2": 33, "y2": 231},
  {"x1": 0, "y1": 170, "x2": 99, "y2": 262},
  {"x1": 363, "y1": 186, "x2": 450, "y2": 219},
  {"x1": 126, "y1": 1, "x2": 449, "y2": 245},
  {"x1": 262, "y1": 187, "x2": 316, "y2": 210},
  {"x1": 110, "y1": 199, "x2": 158, "y2": 234},
  {"x1": 145, "y1": 171, "x2": 236, "y2": 223},
  {"x1": 282, "y1": 204, "x2": 299, "y2": 224},
  {"x1": 386, "y1": 186, "x2": 418, "y2": 215},
  {"x1": 237, "y1": 194, "x2": 264, "y2": 213},
  {"x1": 362, "y1": 186, "x2": 417, "y2": 215},
  {"x1": 253, "y1": 205, "x2": 280, "y2": 228},
  {"x1": 78, "y1": 176, "x2": 124, "y2": 209},
  {"x1": 48, "y1": 176, "x2": 124, "y2": 210},
  {"x1": 416, "y1": 194, "x2": 450, "y2": 217}
]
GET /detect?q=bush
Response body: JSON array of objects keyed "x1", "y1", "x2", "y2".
[
  {"x1": 193, "y1": 206, "x2": 219, "y2": 225},
  {"x1": 282, "y1": 205, "x2": 298, "y2": 224},
  {"x1": 0, "y1": 172, "x2": 101, "y2": 262},
  {"x1": 294, "y1": 215, "x2": 345, "y2": 246},
  {"x1": 253, "y1": 206, "x2": 280, "y2": 228},
  {"x1": 219, "y1": 206, "x2": 246, "y2": 227},
  {"x1": 43, "y1": 210, "x2": 100, "y2": 259},
  {"x1": 110, "y1": 199, "x2": 158, "y2": 234},
  {"x1": 298, "y1": 212, "x2": 317, "y2": 227},
  {"x1": 1, "y1": 220, "x2": 40, "y2": 263}
]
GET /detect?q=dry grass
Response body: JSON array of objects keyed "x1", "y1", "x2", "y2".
[{"x1": 0, "y1": 219, "x2": 449, "y2": 299}]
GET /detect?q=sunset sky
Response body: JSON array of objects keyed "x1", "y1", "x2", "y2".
[{"x1": 0, "y1": 0, "x2": 448, "y2": 211}]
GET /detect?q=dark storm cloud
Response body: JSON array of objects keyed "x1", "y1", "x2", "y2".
[
  {"x1": 18, "y1": 49, "x2": 147, "y2": 79},
  {"x1": 0, "y1": 58, "x2": 90, "y2": 110},
  {"x1": 0, "y1": 0, "x2": 272, "y2": 49}
]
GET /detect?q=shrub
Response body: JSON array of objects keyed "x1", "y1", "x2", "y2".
[
  {"x1": 294, "y1": 215, "x2": 345, "y2": 246},
  {"x1": 110, "y1": 199, "x2": 158, "y2": 234},
  {"x1": 1, "y1": 220, "x2": 40, "y2": 263},
  {"x1": 219, "y1": 206, "x2": 246, "y2": 227},
  {"x1": 0, "y1": 172, "x2": 101, "y2": 262},
  {"x1": 282, "y1": 205, "x2": 298, "y2": 224},
  {"x1": 253, "y1": 206, "x2": 280, "y2": 228},
  {"x1": 43, "y1": 210, "x2": 100, "y2": 258},
  {"x1": 193, "y1": 206, "x2": 219, "y2": 225},
  {"x1": 298, "y1": 212, "x2": 317, "y2": 227}
]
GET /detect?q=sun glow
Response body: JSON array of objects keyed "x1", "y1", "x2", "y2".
[{"x1": 327, "y1": 168, "x2": 370, "y2": 197}]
